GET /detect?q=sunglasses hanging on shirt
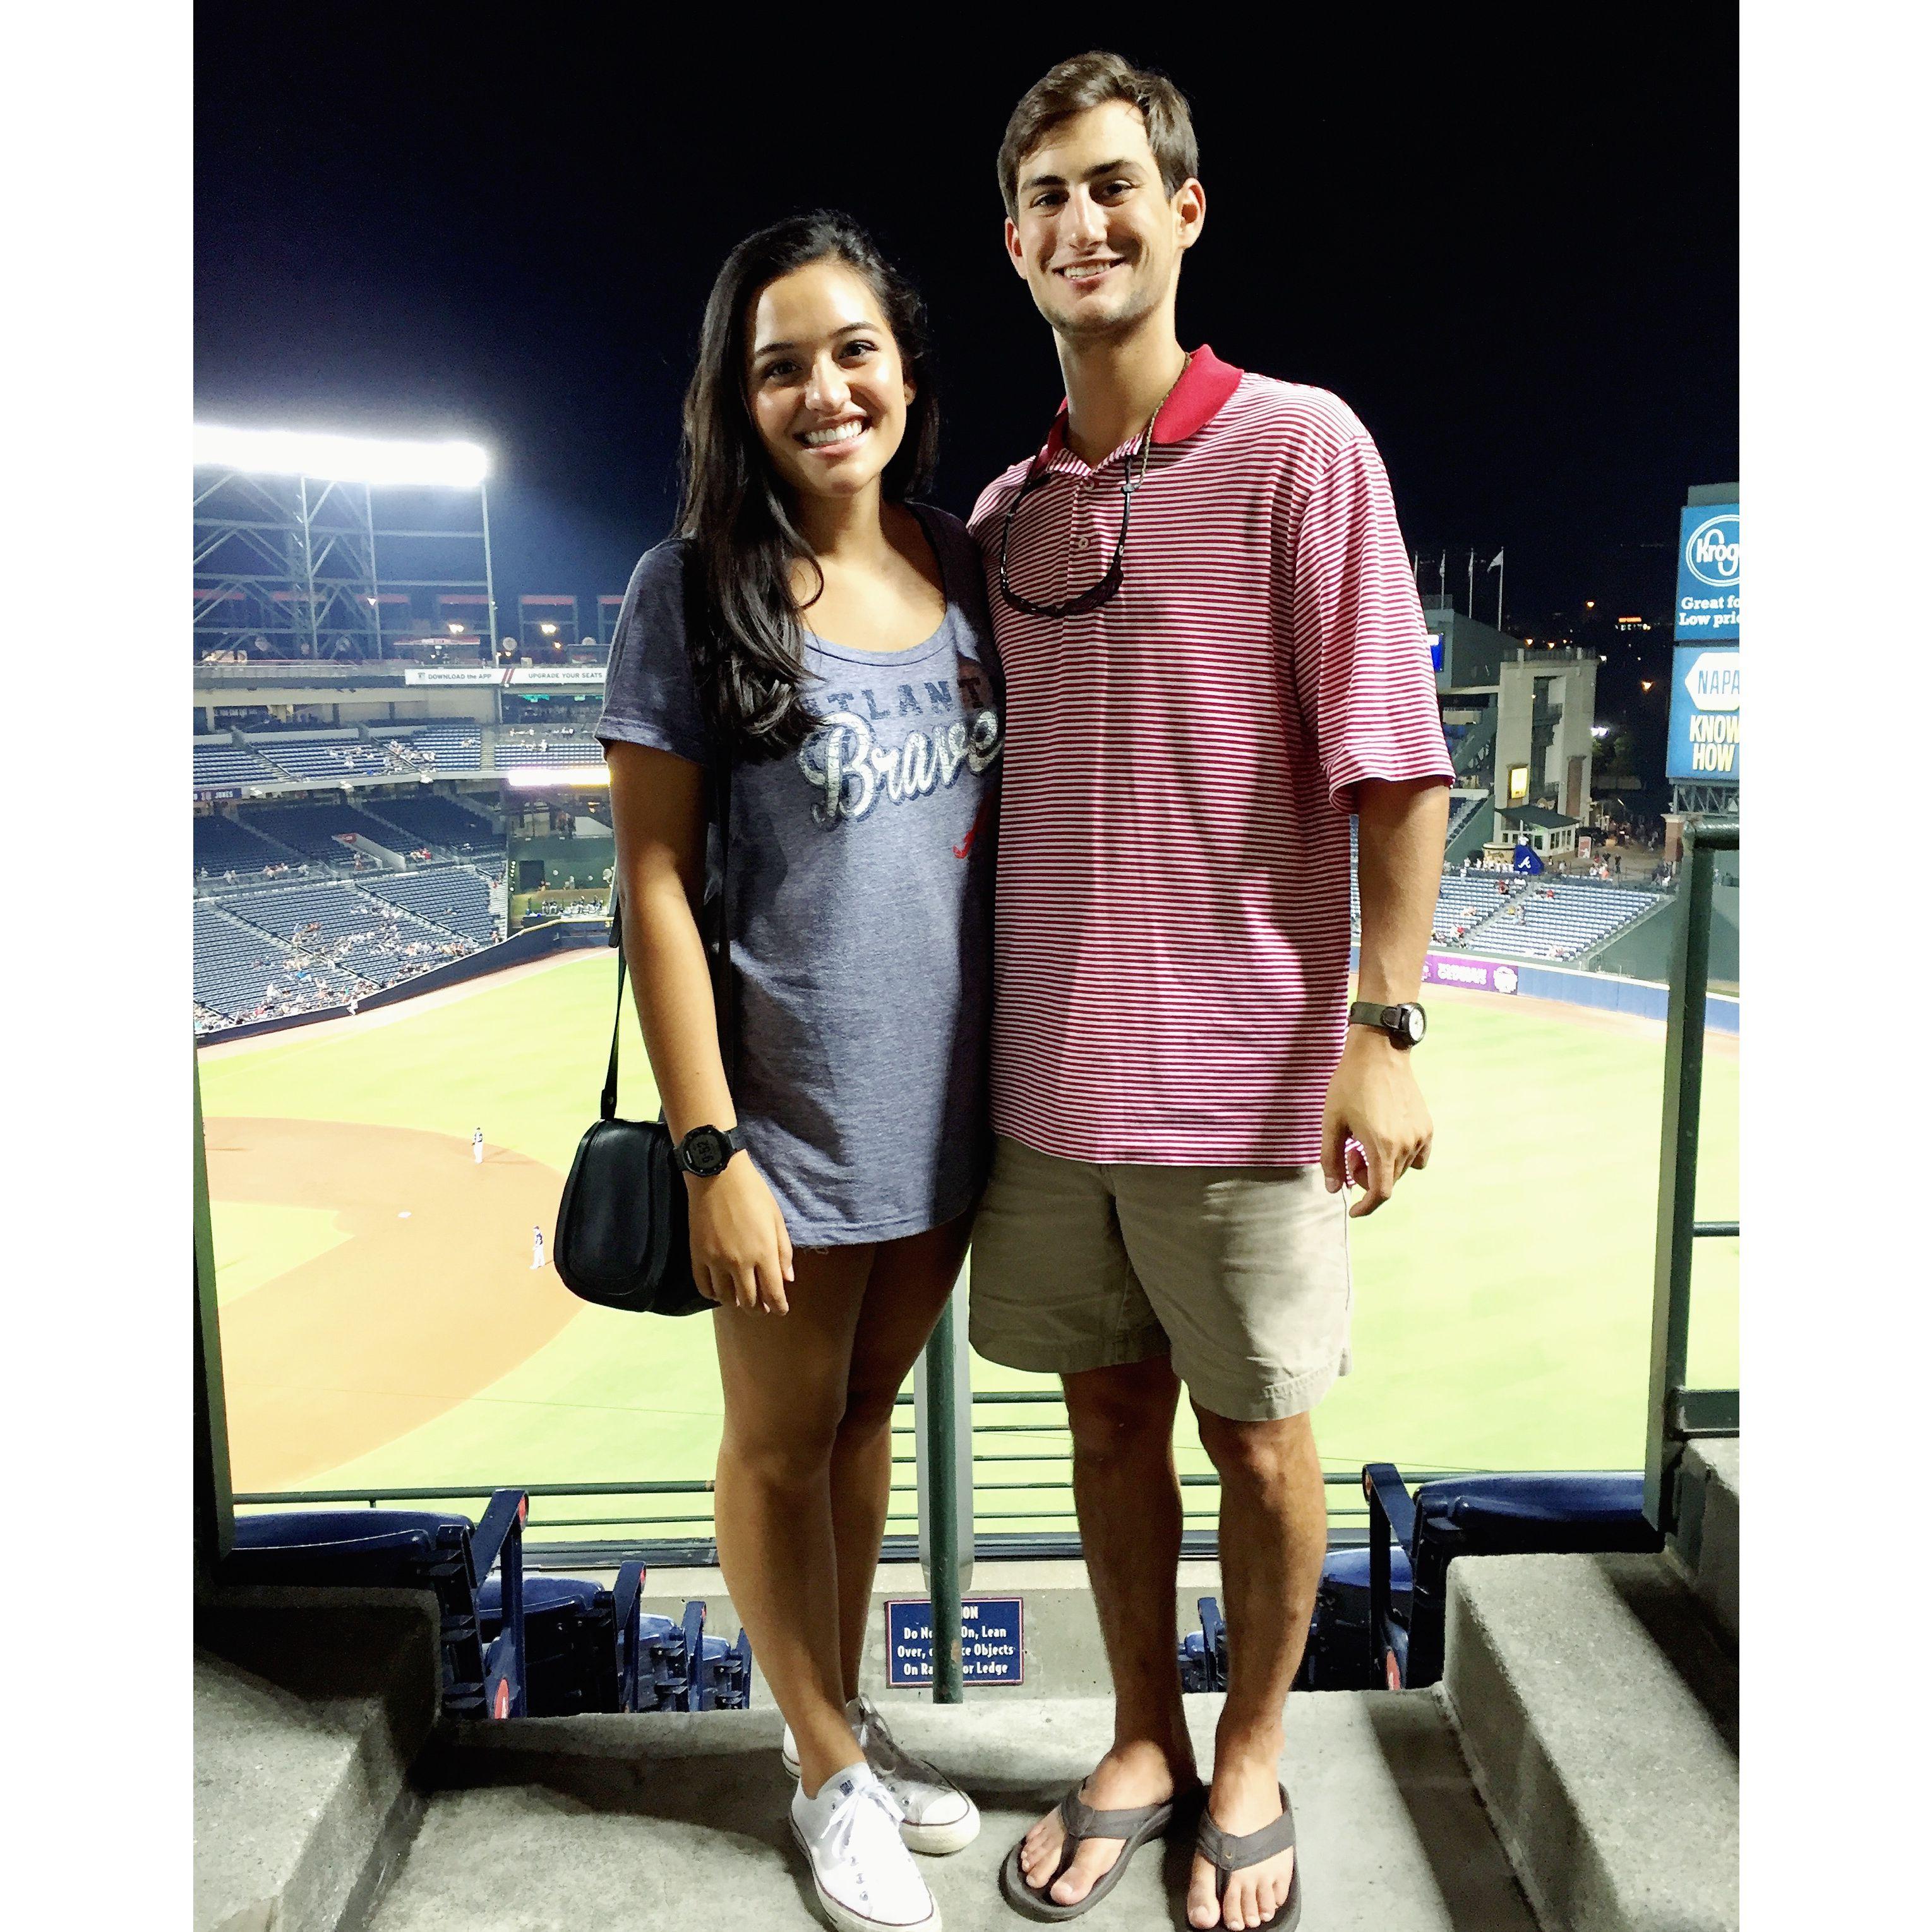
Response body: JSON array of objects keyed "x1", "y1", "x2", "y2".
[{"x1": 996, "y1": 356, "x2": 1188, "y2": 620}]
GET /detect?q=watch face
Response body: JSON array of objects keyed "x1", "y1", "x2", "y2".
[
  {"x1": 1402, "y1": 1005, "x2": 1426, "y2": 1045},
  {"x1": 685, "y1": 1127, "x2": 727, "y2": 1175}
]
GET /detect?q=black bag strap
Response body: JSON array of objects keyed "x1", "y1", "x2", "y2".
[
  {"x1": 601, "y1": 547, "x2": 735, "y2": 1123},
  {"x1": 603, "y1": 757, "x2": 731, "y2": 1122}
]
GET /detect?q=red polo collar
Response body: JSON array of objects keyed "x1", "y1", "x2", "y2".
[{"x1": 1038, "y1": 344, "x2": 1244, "y2": 466}]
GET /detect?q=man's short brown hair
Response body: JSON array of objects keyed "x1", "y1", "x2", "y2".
[{"x1": 997, "y1": 51, "x2": 1199, "y2": 223}]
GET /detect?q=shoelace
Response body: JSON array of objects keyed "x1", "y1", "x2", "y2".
[
  {"x1": 820, "y1": 1780, "x2": 910, "y2": 1900},
  {"x1": 853, "y1": 1698, "x2": 939, "y2": 1789}
]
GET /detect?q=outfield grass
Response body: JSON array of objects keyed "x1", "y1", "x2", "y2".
[{"x1": 200, "y1": 951, "x2": 1738, "y2": 1540}]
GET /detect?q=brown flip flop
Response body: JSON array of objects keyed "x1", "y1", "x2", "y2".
[
  {"x1": 1194, "y1": 1784, "x2": 1301, "y2": 1931},
  {"x1": 1000, "y1": 1783, "x2": 1196, "y2": 1921}
]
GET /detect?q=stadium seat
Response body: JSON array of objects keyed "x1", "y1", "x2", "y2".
[
  {"x1": 477, "y1": 1561, "x2": 646, "y2": 1716},
  {"x1": 1297, "y1": 1544, "x2": 1415, "y2": 1691},
  {"x1": 693, "y1": 1621, "x2": 755, "y2": 1712},
  {"x1": 224, "y1": 1490, "x2": 529, "y2": 1719},
  {"x1": 1178, "y1": 1596, "x2": 1227, "y2": 1693},
  {"x1": 1362, "y1": 1466, "x2": 1662, "y2": 1688},
  {"x1": 631, "y1": 1605, "x2": 703, "y2": 1712}
]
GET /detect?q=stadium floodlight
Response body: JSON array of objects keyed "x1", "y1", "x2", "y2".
[{"x1": 193, "y1": 423, "x2": 491, "y2": 488}]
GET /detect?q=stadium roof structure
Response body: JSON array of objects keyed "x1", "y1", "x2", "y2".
[
  {"x1": 194, "y1": 426, "x2": 500, "y2": 663},
  {"x1": 1499, "y1": 807, "x2": 1581, "y2": 830}
]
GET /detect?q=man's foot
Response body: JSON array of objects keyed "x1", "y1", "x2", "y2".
[
  {"x1": 1187, "y1": 1748, "x2": 1295, "y2": 1930},
  {"x1": 1015, "y1": 1737, "x2": 1194, "y2": 1909}
]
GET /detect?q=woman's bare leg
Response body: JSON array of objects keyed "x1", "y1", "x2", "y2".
[
  {"x1": 828, "y1": 1209, "x2": 975, "y2": 1701},
  {"x1": 711, "y1": 1240, "x2": 875, "y2": 1795}
]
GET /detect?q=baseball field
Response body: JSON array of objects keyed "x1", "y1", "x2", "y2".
[{"x1": 199, "y1": 949, "x2": 1739, "y2": 1541}]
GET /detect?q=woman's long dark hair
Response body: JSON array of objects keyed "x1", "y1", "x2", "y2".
[{"x1": 678, "y1": 212, "x2": 940, "y2": 760}]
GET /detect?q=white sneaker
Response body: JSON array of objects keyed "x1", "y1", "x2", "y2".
[
  {"x1": 784, "y1": 1696, "x2": 981, "y2": 1856},
  {"x1": 789, "y1": 1762, "x2": 940, "y2": 1932}
]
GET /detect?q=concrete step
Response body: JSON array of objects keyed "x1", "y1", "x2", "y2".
[
  {"x1": 194, "y1": 1587, "x2": 442, "y2": 1932},
  {"x1": 365, "y1": 1693, "x2": 1537, "y2": 1932},
  {"x1": 1667, "y1": 1439, "x2": 1739, "y2": 1643},
  {"x1": 1443, "y1": 1553, "x2": 1737, "y2": 1932}
]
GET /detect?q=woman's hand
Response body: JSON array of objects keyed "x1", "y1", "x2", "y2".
[{"x1": 687, "y1": 1158, "x2": 796, "y2": 1314}]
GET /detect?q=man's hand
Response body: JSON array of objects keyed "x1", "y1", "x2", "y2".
[{"x1": 1321, "y1": 1028, "x2": 1434, "y2": 1218}]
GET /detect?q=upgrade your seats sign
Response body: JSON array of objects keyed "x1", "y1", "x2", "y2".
[{"x1": 1674, "y1": 504, "x2": 1740, "y2": 640}]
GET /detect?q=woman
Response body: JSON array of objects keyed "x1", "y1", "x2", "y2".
[{"x1": 596, "y1": 213, "x2": 997, "y2": 1932}]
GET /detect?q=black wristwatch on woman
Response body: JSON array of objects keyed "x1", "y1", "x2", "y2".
[
  {"x1": 675, "y1": 1122, "x2": 749, "y2": 1177},
  {"x1": 1348, "y1": 1000, "x2": 1427, "y2": 1050}
]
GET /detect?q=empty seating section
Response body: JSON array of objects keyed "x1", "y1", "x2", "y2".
[
  {"x1": 1434, "y1": 874, "x2": 1513, "y2": 938},
  {"x1": 194, "y1": 902, "x2": 296, "y2": 1019},
  {"x1": 195, "y1": 741, "x2": 281, "y2": 786},
  {"x1": 408, "y1": 724, "x2": 483, "y2": 771},
  {"x1": 495, "y1": 730, "x2": 603, "y2": 767},
  {"x1": 196, "y1": 813, "x2": 284, "y2": 875},
  {"x1": 258, "y1": 735, "x2": 390, "y2": 781},
  {"x1": 1466, "y1": 882, "x2": 1656, "y2": 962},
  {"x1": 363, "y1": 793, "x2": 499, "y2": 853},
  {"x1": 227, "y1": 882, "x2": 414, "y2": 944},
  {"x1": 361, "y1": 870, "x2": 497, "y2": 946},
  {"x1": 1445, "y1": 793, "x2": 1486, "y2": 846},
  {"x1": 237, "y1": 801, "x2": 387, "y2": 864}
]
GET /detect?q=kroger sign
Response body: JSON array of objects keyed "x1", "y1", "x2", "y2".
[{"x1": 1674, "y1": 503, "x2": 1740, "y2": 640}]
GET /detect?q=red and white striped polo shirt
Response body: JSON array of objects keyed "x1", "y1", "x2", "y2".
[{"x1": 968, "y1": 345, "x2": 1452, "y2": 1167}]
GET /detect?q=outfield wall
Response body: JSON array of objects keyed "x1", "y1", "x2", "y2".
[
  {"x1": 203, "y1": 918, "x2": 1735, "y2": 1048},
  {"x1": 1355, "y1": 946, "x2": 1739, "y2": 1035}
]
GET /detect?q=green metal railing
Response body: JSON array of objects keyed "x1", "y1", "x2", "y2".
[{"x1": 1643, "y1": 816, "x2": 1741, "y2": 1533}]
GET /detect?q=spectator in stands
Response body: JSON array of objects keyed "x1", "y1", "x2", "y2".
[{"x1": 599, "y1": 212, "x2": 990, "y2": 1910}]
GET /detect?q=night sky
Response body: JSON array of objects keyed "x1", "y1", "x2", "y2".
[{"x1": 195, "y1": 9, "x2": 1737, "y2": 751}]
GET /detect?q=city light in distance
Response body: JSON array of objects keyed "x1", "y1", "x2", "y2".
[
  {"x1": 539, "y1": 623, "x2": 558, "y2": 635},
  {"x1": 193, "y1": 424, "x2": 491, "y2": 488},
  {"x1": 1641, "y1": 680, "x2": 1654, "y2": 692}
]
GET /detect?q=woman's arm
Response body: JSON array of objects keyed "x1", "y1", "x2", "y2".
[{"x1": 607, "y1": 739, "x2": 794, "y2": 1312}]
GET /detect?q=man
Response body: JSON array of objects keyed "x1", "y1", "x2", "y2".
[{"x1": 967, "y1": 53, "x2": 1452, "y2": 1932}]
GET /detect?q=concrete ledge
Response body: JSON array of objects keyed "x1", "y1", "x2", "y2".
[
  {"x1": 366, "y1": 1693, "x2": 1534, "y2": 1931},
  {"x1": 195, "y1": 1587, "x2": 441, "y2": 1932},
  {"x1": 1667, "y1": 1440, "x2": 1739, "y2": 1643},
  {"x1": 1443, "y1": 1554, "x2": 1737, "y2": 1932}
]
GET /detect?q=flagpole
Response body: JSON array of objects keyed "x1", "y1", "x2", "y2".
[
  {"x1": 1467, "y1": 548, "x2": 1475, "y2": 620},
  {"x1": 1497, "y1": 555, "x2": 1505, "y2": 632},
  {"x1": 1439, "y1": 551, "x2": 1447, "y2": 609}
]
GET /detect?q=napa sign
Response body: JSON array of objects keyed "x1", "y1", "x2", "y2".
[
  {"x1": 1667, "y1": 647, "x2": 1741, "y2": 783},
  {"x1": 1674, "y1": 504, "x2": 1740, "y2": 640}
]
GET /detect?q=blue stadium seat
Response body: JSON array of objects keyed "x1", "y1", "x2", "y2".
[
  {"x1": 225, "y1": 1490, "x2": 529, "y2": 1718},
  {"x1": 693, "y1": 1624, "x2": 755, "y2": 1712},
  {"x1": 1362, "y1": 1467, "x2": 1661, "y2": 1688},
  {"x1": 631, "y1": 1601, "x2": 707, "y2": 1712},
  {"x1": 1298, "y1": 1545, "x2": 1415, "y2": 1691},
  {"x1": 1178, "y1": 1596, "x2": 1227, "y2": 1693},
  {"x1": 477, "y1": 1561, "x2": 646, "y2": 1716}
]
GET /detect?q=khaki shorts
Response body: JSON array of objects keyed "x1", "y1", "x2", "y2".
[{"x1": 968, "y1": 1135, "x2": 1352, "y2": 1422}]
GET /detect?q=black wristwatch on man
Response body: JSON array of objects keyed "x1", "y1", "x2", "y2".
[
  {"x1": 1348, "y1": 1000, "x2": 1427, "y2": 1050},
  {"x1": 675, "y1": 1122, "x2": 749, "y2": 1177}
]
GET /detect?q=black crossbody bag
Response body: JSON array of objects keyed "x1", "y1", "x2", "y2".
[{"x1": 554, "y1": 565, "x2": 734, "y2": 1317}]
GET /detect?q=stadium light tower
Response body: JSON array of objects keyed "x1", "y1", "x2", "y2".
[{"x1": 193, "y1": 424, "x2": 500, "y2": 663}]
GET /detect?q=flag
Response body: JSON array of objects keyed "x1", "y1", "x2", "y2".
[
  {"x1": 1487, "y1": 548, "x2": 1505, "y2": 571},
  {"x1": 1513, "y1": 841, "x2": 1544, "y2": 875}
]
